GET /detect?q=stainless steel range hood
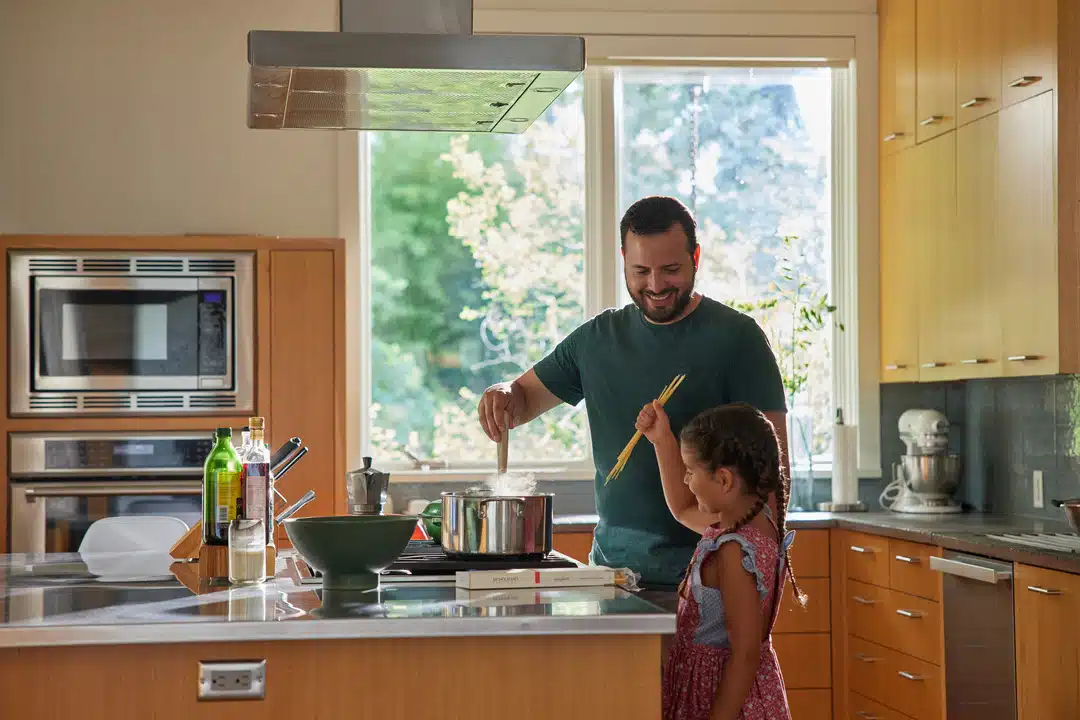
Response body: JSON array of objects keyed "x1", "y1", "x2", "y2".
[{"x1": 247, "y1": 0, "x2": 585, "y2": 133}]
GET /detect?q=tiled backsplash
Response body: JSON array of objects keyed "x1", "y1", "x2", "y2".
[{"x1": 880, "y1": 375, "x2": 1080, "y2": 520}]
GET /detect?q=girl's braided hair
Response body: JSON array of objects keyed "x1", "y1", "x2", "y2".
[{"x1": 678, "y1": 402, "x2": 807, "y2": 607}]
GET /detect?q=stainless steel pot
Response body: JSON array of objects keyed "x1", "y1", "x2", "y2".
[
  {"x1": 1052, "y1": 499, "x2": 1080, "y2": 533},
  {"x1": 440, "y1": 492, "x2": 553, "y2": 557}
]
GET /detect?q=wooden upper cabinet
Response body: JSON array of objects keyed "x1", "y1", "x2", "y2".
[
  {"x1": 997, "y1": 90, "x2": 1059, "y2": 377},
  {"x1": 880, "y1": 148, "x2": 920, "y2": 382},
  {"x1": 1001, "y1": 0, "x2": 1057, "y2": 107},
  {"x1": 948, "y1": 113, "x2": 1001, "y2": 379},
  {"x1": 914, "y1": 132, "x2": 957, "y2": 380},
  {"x1": 880, "y1": 0, "x2": 917, "y2": 153},
  {"x1": 955, "y1": 0, "x2": 1002, "y2": 125},
  {"x1": 1015, "y1": 564, "x2": 1080, "y2": 720},
  {"x1": 916, "y1": 0, "x2": 958, "y2": 142}
]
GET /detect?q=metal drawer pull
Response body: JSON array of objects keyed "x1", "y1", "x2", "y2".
[
  {"x1": 961, "y1": 97, "x2": 990, "y2": 108},
  {"x1": 850, "y1": 545, "x2": 874, "y2": 554},
  {"x1": 855, "y1": 653, "x2": 879, "y2": 663},
  {"x1": 1007, "y1": 355, "x2": 1040, "y2": 362},
  {"x1": 885, "y1": 364, "x2": 908, "y2": 371},
  {"x1": 896, "y1": 609, "x2": 924, "y2": 619},
  {"x1": 883, "y1": 132, "x2": 905, "y2": 142},
  {"x1": 1027, "y1": 585, "x2": 1062, "y2": 596},
  {"x1": 930, "y1": 555, "x2": 1013, "y2": 584},
  {"x1": 1008, "y1": 75, "x2": 1042, "y2": 88},
  {"x1": 853, "y1": 596, "x2": 876, "y2": 605},
  {"x1": 961, "y1": 358, "x2": 991, "y2": 365},
  {"x1": 920, "y1": 115, "x2": 944, "y2": 126},
  {"x1": 920, "y1": 362, "x2": 946, "y2": 368},
  {"x1": 856, "y1": 713, "x2": 881, "y2": 720},
  {"x1": 898, "y1": 671, "x2": 925, "y2": 681},
  {"x1": 894, "y1": 554, "x2": 920, "y2": 564}
]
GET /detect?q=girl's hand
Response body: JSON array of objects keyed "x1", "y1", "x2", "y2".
[{"x1": 635, "y1": 400, "x2": 673, "y2": 445}]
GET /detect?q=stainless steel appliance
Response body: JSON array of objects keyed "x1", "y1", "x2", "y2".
[
  {"x1": 983, "y1": 532, "x2": 1080, "y2": 553},
  {"x1": 880, "y1": 408, "x2": 963, "y2": 513},
  {"x1": 9, "y1": 251, "x2": 254, "y2": 415},
  {"x1": 8, "y1": 432, "x2": 214, "y2": 554},
  {"x1": 345, "y1": 456, "x2": 390, "y2": 515},
  {"x1": 440, "y1": 492, "x2": 553, "y2": 557},
  {"x1": 246, "y1": 0, "x2": 584, "y2": 133},
  {"x1": 930, "y1": 551, "x2": 1017, "y2": 719}
]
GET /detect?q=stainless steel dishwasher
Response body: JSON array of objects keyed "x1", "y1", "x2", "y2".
[{"x1": 930, "y1": 550, "x2": 1017, "y2": 719}]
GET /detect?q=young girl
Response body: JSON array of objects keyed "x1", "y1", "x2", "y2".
[{"x1": 635, "y1": 400, "x2": 805, "y2": 720}]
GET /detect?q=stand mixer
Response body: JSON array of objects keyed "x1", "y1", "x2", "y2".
[{"x1": 880, "y1": 409, "x2": 963, "y2": 514}]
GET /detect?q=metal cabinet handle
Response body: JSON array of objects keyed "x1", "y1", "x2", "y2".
[
  {"x1": 898, "y1": 671, "x2": 925, "y2": 681},
  {"x1": 856, "y1": 713, "x2": 881, "y2": 720},
  {"x1": 1009, "y1": 76, "x2": 1042, "y2": 88},
  {"x1": 1027, "y1": 585, "x2": 1062, "y2": 596},
  {"x1": 850, "y1": 545, "x2": 875, "y2": 554},
  {"x1": 1007, "y1": 355, "x2": 1040, "y2": 362},
  {"x1": 960, "y1": 97, "x2": 990, "y2": 108},
  {"x1": 894, "y1": 554, "x2": 920, "y2": 564},
  {"x1": 930, "y1": 555, "x2": 1013, "y2": 583},
  {"x1": 920, "y1": 115, "x2": 944, "y2": 126},
  {"x1": 853, "y1": 596, "x2": 877, "y2": 605},
  {"x1": 22, "y1": 481, "x2": 201, "y2": 498},
  {"x1": 896, "y1": 609, "x2": 924, "y2": 619},
  {"x1": 885, "y1": 364, "x2": 908, "y2": 371},
  {"x1": 920, "y1": 362, "x2": 947, "y2": 368},
  {"x1": 883, "y1": 132, "x2": 905, "y2": 142},
  {"x1": 855, "y1": 653, "x2": 879, "y2": 663},
  {"x1": 961, "y1": 358, "x2": 991, "y2": 365}
]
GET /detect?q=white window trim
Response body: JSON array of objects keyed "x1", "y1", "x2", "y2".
[{"x1": 342, "y1": 10, "x2": 882, "y2": 484}]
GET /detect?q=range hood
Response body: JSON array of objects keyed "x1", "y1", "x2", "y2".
[{"x1": 247, "y1": 0, "x2": 585, "y2": 133}]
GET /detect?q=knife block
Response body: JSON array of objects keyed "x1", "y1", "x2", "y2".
[{"x1": 170, "y1": 520, "x2": 276, "y2": 580}]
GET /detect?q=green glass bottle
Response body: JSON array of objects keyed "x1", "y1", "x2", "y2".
[{"x1": 203, "y1": 427, "x2": 244, "y2": 546}]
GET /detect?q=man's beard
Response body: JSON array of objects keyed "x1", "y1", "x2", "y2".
[{"x1": 630, "y1": 281, "x2": 695, "y2": 323}]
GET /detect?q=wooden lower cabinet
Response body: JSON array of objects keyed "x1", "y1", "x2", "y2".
[
  {"x1": 552, "y1": 531, "x2": 593, "y2": 563},
  {"x1": 775, "y1": 633, "x2": 832, "y2": 689},
  {"x1": 849, "y1": 691, "x2": 914, "y2": 720},
  {"x1": 1015, "y1": 563, "x2": 1080, "y2": 719},
  {"x1": 788, "y1": 689, "x2": 832, "y2": 720}
]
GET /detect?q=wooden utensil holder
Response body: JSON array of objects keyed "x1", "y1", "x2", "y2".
[{"x1": 170, "y1": 520, "x2": 276, "y2": 580}]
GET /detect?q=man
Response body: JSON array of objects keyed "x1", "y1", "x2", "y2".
[{"x1": 477, "y1": 196, "x2": 787, "y2": 605}]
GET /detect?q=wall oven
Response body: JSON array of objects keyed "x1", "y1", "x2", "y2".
[
  {"x1": 9, "y1": 432, "x2": 215, "y2": 554},
  {"x1": 9, "y1": 251, "x2": 254, "y2": 415}
]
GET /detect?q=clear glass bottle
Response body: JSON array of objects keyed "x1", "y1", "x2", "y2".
[
  {"x1": 242, "y1": 417, "x2": 271, "y2": 544},
  {"x1": 228, "y1": 518, "x2": 267, "y2": 586},
  {"x1": 203, "y1": 427, "x2": 243, "y2": 546}
]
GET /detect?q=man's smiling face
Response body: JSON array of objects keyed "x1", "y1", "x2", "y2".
[{"x1": 623, "y1": 223, "x2": 697, "y2": 324}]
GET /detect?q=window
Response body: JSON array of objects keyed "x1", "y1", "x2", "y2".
[
  {"x1": 356, "y1": 58, "x2": 861, "y2": 490},
  {"x1": 615, "y1": 67, "x2": 836, "y2": 507},
  {"x1": 367, "y1": 77, "x2": 590, "y2": 472}
]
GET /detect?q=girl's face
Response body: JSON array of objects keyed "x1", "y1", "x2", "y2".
[{"x1": 680, "y1": 445, "x2": 735, "y2": 514}]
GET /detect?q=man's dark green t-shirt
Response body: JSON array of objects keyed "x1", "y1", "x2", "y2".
[{"x1": 533, "y1": 296, "x2": 786, "y2": 589}]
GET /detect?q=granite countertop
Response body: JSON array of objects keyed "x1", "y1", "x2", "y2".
[
  {"x1": 0, "y1": 552, "x2": 673, "y2": 649},
  {"x1": 555, "y1": 511, "x2": 1080, "y2": 575}
]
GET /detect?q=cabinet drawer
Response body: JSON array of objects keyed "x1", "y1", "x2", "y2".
[
  {"x1": 790, "y1": 529, "x2": 830, "y2": 578},
  {"x1": 849, "y1": 637, "x2": 943, "y2": 720},
  {"x1": 885, "y1": 590, "x2": 942, "y2": 665},
  {"x1": 844, "y1": 531, "x2": 890, "y2": 587},
  {"x1": 888, "y1": 539, "x2": 941, "y2": 601},
  {"x1": 847, "y1": 580, "x2": 891, "y2": 648},
  {"x1": 789, "y1": 689, "x2": 832, "y2": 720},
  {"x1": 849, "y1": 691, "x2": 915, "y2": 720},
  {"x1": 774, "y1": 633, "x2": 831, "y2": 689},
  {"x1": 775, "y1": 577, "x2": 830, "y2": 634}
]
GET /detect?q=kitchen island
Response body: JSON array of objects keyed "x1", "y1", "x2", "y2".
[{"x1": 0, "y1": 551, "x2": 673, "y2": 719}]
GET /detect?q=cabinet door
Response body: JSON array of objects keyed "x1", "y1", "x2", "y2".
[
  {"x1": 956, "y1": 0, "x2": 1002, "y2": 125},
  {"x1": 916, "y1": 0, "x2": 958, "y2": 142},
  {"x1": 880, "y1": 0, "x2": 917, "y2": 154},
  {"x1": 1015, "y1": 564, "x2": 1080, "y2": 720},
  {"x1": 998, "y1": 90, "x2": 1058, "y2": 376},
  {"x1": 950, "y1": 113, "x2": 1001, "y2": 379},
  {"x1": 914, "y1": 132, "x2": 957, "y2": 381},
  {"x1": 1001, "y1": 0, "x2": 1057, "y2": 107},
  {"x1": 880, "y1": 149, "x2": 920, "y2": 382}
]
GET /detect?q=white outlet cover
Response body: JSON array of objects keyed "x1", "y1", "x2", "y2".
[{"x1": 1033, "y1": 470, "x2": 1044, "y2": 509}]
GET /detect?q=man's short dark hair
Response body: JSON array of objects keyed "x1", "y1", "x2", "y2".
[{"x1": 619, "y1": 196, "x2": 697, "y2": 253}]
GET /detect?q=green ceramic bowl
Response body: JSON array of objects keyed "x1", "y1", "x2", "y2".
[
  {"x1": 284, "y1": 514, "x2": 418, "y2": 591},
  {"x1": 419, "y1": 500, "x2": 443, "y2": 543}
]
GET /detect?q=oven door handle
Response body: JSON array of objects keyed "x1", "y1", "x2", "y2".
[
  {"x1": 20, "y1": 480, "x2": 202, "y2": 499},
  {"x1": 930, "y1": 555, "x2": 1013, "y2": 584}
]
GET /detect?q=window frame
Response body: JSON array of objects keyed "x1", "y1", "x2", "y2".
[{"x1": 343, "y1": 9, "x2": 881, "y2": 484}]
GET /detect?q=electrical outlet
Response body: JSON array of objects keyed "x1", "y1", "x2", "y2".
[
  {"x1": 1033, "y1": 470, "x2": 1044, "y2": 509},
  {"x1": 198, "y1": 661, "x2": 266, "y2": 701}
]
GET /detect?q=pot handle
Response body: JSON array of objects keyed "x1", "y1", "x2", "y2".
[{"x1": 478, "y1": 497, "x2": 526, "y2": 519}]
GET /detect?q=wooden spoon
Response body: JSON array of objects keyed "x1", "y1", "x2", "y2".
[{"x1": 498, "y1": 411, "x2": 510, "y2": 475}]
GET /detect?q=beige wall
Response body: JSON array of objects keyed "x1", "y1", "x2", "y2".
[{"x1": 0, "y1": 1, "x2": 339, "y2": 237}]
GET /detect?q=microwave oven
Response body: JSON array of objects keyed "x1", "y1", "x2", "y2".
[{"x1": 9, "y1": 251, "x2": 254, "y2": 415}]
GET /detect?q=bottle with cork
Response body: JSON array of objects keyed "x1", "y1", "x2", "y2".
[{"x1": 241, "y1": 417, "x2": 272, "y2": 544}]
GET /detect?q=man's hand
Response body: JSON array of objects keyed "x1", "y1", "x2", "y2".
[
  {"x1": 635, "y1": 400, "x2": 674, "y2": 446},
  {"x1": 478, "y1": 381, "x2": 523, "y2": 443}
]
